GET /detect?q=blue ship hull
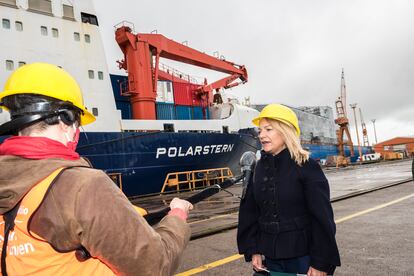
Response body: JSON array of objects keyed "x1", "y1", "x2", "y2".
[
  {"x1": 0, "y1": 131, "x2": 372, "y2": 197},
  {"x1": 76, "y1": 129, "x2": 260, "y2": 197}
]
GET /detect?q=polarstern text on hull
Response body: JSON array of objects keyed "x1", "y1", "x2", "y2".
[{"x1": 156, "y1": 144, "x2": 234, "y2": 158}]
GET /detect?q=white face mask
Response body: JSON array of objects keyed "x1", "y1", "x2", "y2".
[{"x1": 63, "y1": 124, "x2": 77, "y2": 143}]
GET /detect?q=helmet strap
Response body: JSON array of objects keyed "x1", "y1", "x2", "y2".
[{"x1": 0, "y1": 114, "x2": 51, "y2": 135}]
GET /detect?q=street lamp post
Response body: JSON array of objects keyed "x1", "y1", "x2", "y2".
[
  {"x1": 350, "y1": 103, "x2": 362, "y2": 163},
  {"x1": 371, "y1": 119, "x2": 378, "y2": 144}
]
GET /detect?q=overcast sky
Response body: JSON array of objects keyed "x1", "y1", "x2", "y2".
[{"x1": 93, "y1": 0, "x2": 414, "y2": 144}]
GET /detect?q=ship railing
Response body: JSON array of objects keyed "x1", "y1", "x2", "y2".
[
  {"x1": 159, "y1": 62, "x2": 201, "y2": 84},
  {"x1": 114, "y1": 21, "x2": 135, "y2": 33},
  {"x1": 160, "y1": 167, "x2": 233, "y2": 194}
]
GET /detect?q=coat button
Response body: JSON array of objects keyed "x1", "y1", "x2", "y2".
[
  {"x1": 273, "y1": 213, "x2": 278, "y2": 218},
  {"x1": 263, "y1": 176, "x2": 269, "y2": 182},
  {"x1": 261, "y1": 186, "x2": 266, "y2": 192}
]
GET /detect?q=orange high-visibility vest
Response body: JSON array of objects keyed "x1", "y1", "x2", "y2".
[{"x1": 0, "y1": 168, "x2": 116, "y2": 275}]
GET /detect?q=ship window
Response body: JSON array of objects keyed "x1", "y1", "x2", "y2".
[
  {"x1": 73, "y1": 32, "x2": 80, "y2": 41},
  {"x1": 84, "y1": 34, "x2": 90, "y2": 43},
  {"x1": 92, "y1": 108, "x2": 98, "y2": 116},
  {"x1": 2, "y1": 19, "x2": 10, "y2": 29},
  {"x1": 6, "y1": 60, "x2": 14, "y2": 71},
  {"x1": 88, "y1": 70, "x2": 94, "y2": 79},
  {"x1": 81, "y1": 12, "x2": 99, "y2": 26},
  {"x1": 62, "y1": 4, "x2": 75, "y2": 20},
  {"x1": 28, "y1": 0, "x2": 52, "y2": 15},
  {"x1": 15, "y1": 21, "x2": 23, "y2": 31},
  {"x1": 18, "y1": 61, "x2": 26, "y2": 67},
  {"x1": 166, "y1": 82, "x2": 172, "y2": 92},
  {"x1": 98, "y1": 71, "x2": 103, "y2": 80},
  {"x1": 52, "y1": 28, "x2": 58, "y2": 37},
  {"x1": 40, "y1": 26, "x2": 48, "y2": 36}
]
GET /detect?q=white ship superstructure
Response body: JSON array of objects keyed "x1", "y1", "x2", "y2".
[
  {"x1": 0, "y1": 0, "x2": 258, "y2": 134},
  {"x1": 0, "y1": 0, "x2": 122, "y2": 131}
]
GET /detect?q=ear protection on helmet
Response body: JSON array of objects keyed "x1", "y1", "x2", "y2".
[
  {"x1": 57, "y1": 109, "x2": 76, "y2": 125},
  {"x1": 0, "y1": 101, "x2": 79, "y2": 135}
]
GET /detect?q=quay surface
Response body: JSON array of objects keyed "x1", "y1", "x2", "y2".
[
  {"x1": 174, "y1": 159, "x2": 414, "y2": 275},
  {"x1": 133, "y1": 159, "x2": 413, "y2": 238}
]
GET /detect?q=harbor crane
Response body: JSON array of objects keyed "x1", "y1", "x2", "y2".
[
  {"x1": 334, "y1": 69, "x2": 354, "y2": 165},
  {"x1": 115, "y1": 24, "x2": 248, "y2": 120},
  {"x1": 359, "y1": 108, "x2": 370, "y2": 146}
]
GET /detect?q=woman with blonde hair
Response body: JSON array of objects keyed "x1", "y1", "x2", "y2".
[{"x1": 237, "y1": 104, "x2": 340, "y2": 275}]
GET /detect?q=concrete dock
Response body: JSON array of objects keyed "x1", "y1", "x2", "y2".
[
  {"x1": 173, "y1": 159, "x2": 413, "y2": 275},
  {"x1": 134, "y1": 159, "x2": 413, "y2": 239}
]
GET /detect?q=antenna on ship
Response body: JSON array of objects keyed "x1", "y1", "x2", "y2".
[{"x1": 334, "y1": 68, "x2": 354, "y2": 166}]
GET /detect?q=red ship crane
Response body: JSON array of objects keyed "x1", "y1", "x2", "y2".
[
  {"x1": 115, "y1": 25, "x2": 248, "y2": 120},
  {"x1": 334, "y1": 69, "x2": 354, "y2": 162}
]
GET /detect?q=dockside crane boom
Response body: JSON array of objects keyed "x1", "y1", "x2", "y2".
[
  {"x1": 115, "y1": 25, "x2": 248, "y2": 120},
  {"x1": 359, "y1": 108, "x2": 369, "y2": 146},
  {"x1": 334, "y1": 69, "x2": 354, "y2": 162}
]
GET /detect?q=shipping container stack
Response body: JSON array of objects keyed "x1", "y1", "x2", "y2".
[
  {"x1": 111, "y1": 76, "x2": 210, "y2": 121},
  {"x1": 156, "y1": 80, "x2": 175, "y2": 120},
  {"x1": 156, "y1": 81, "x2": 209, "y2": 120}
]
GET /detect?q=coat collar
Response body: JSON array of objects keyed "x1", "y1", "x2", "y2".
[{"x1": 260, "y1": 148, "x2": 290, "y2": 166}]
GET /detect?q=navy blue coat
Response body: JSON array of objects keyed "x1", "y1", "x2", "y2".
[{"x1": 237, "y1": 148, "x2": 340, "y2": 273}]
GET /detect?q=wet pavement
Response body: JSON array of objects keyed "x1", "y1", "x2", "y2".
[
  {"x1": 176, "y1": 179, "x2": 414, "y2": 275},
  {"x1": 133, "y1": 159, "x2": 413, "y2": 238}
]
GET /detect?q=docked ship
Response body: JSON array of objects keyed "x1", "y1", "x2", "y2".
[
  {"x1": 252, "y1": 104, "x2": 373, "y2": 162},
  {"x1": 0, "y1": 0, "x2": 260, "y2": 196}
]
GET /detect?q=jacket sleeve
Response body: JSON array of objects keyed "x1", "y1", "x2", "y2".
[
  {"x1": 300, "y1": 159, "x2": 340, "y2": 273},
  {"x1": 237, "y1": 173, "x2": 260, "y2": 262},
  {"x1": 40, "y1": 169, "x2": 191, "y2": 276}
]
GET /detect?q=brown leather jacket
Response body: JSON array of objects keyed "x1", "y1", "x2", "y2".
[{"x1": 0, "y1": 156, "x2": 191, "y2": 276}]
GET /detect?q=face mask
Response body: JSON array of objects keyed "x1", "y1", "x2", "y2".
[{"x1": 64, "y1": 125, "x2": 80, "y2": 152}]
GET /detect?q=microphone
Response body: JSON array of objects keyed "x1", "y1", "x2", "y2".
[{"x1": 239, "y1": 151, "x2": 257, "y2": 199}]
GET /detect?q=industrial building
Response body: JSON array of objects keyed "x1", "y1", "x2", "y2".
[{"x1": 373, "y1": 137, "x2": 414, "y2": 157}]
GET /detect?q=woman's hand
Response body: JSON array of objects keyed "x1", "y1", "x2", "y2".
[
  {"x1": 307, "y1": 266, "x2": 327, "y2": 276},
  {"x1": 251, "y1": 254, "x2": 266, "y2": 271}
]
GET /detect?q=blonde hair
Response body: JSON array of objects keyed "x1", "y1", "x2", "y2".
[{"x1": 267, "y1": 118, "x2": 309, "y2": 165}]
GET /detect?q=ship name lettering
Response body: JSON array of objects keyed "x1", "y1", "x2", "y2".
[
  {"x1": 194, "y1": 146, "x2": 202, "y2": 155},
  {"x1": 178, "y1": 147, "x2": 186, "y2": 157},
  {"x1": 168, "y1": 148, "x2": 177, "y2": 157},
  {"x1": 215, "y1": 145, "x2": 222, "y2": 153},
  {"x1": 156, "y1": 144, "x2": 234, "y2": 158},
  {"x1": 185, "y1": 147, "x2": 193, "y2": 156}
]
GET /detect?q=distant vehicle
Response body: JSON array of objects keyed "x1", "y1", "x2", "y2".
[{"x1": 357, "y1": 153, "x2": 381, "y2": 163}]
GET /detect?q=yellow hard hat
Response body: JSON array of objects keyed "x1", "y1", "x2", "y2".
[
  {"x1": 0, "y1": 63, "x2": 95, "y2": 126},
  {"x1": 252, "y1": 104, "x2": 300, "y2": 136}
]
